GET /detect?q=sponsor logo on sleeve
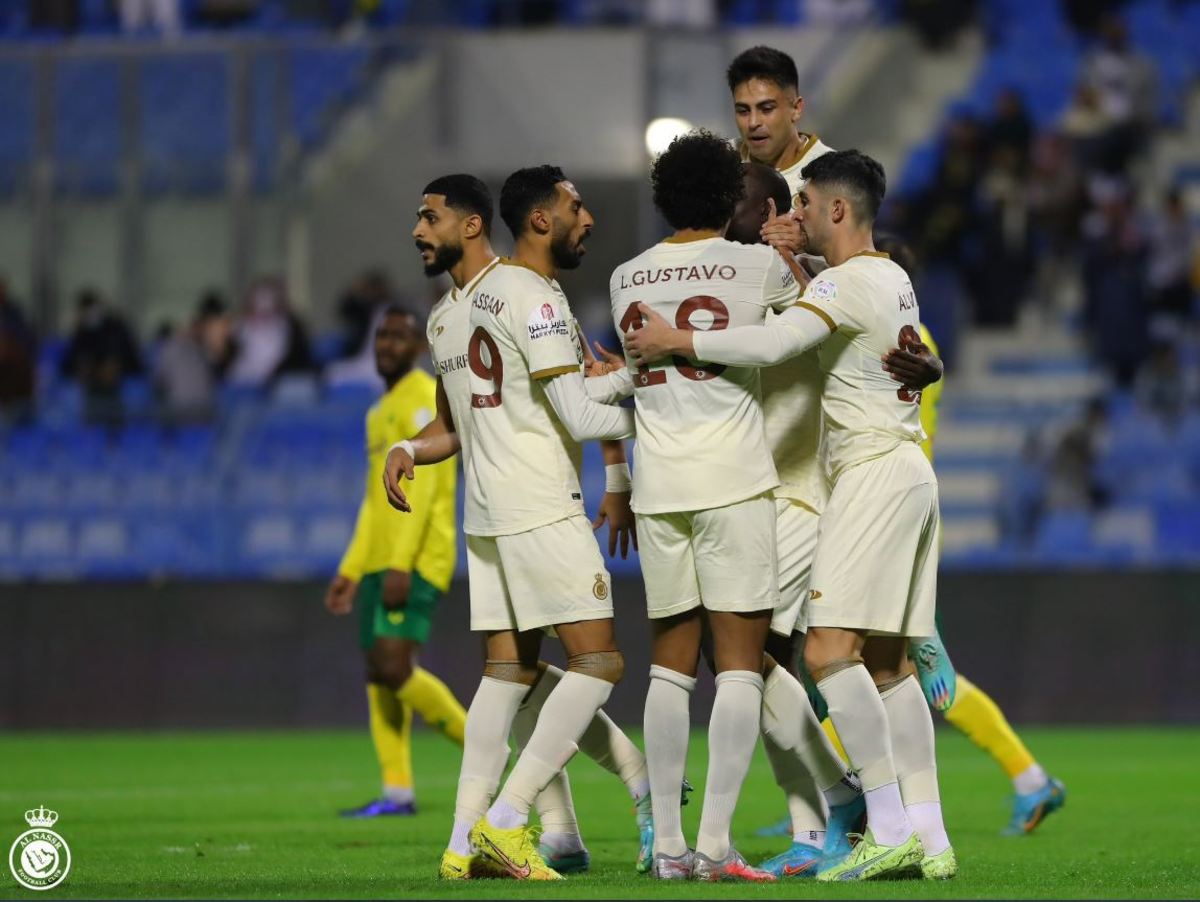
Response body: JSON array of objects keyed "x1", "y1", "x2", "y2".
[{"x1": 527, "y1": 301, "x2": 570, "y2": 342}]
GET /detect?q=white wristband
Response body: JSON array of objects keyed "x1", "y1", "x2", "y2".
[
  {"x1": 605, "y1": 462, "x2": 632, "y2": 493},
  {"x1": 389, "y1": 440, "x2": 416, "y2": 462}
]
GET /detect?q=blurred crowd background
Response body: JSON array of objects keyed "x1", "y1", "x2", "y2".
[{"x1": 1, "y1": 0, "x2": 1199, "y2": 580}]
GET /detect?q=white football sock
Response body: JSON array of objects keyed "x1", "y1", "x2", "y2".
[
  {"x1": 1013, "y1": 762, "x2": 1049, "y2": 796},
  {"x1": 513, "y1": 667, "x2": 581, "y2": 839},
  {"x1": 490, "y1": 671, "x2": 613, "y2": 826},
  {"x1": 644, "y1": 665, "x2": 695, "y2": 857},
  {"x1": 881, "y1": 674, "x2": 949, "y2": 854},
  {"x1": 761, "y1": 712, "x2": 827, "y2": 836},
  {"x1": 761, "y1": 665, "x2": 861, "y2": 825},
  {"x1": 817, "y1": 665, "x2": 912, "y2": 847},
  {"x1": 525, "y1": 663, "x2": 650, "y2": 801},
  {"x1": 696, "y1": 670, "x2": 764, "y2": 861},
  {"x1": 449, "y1": 676, "x2": 526, "y2": 854},
  {"x1": 382, "y1": 785, "x2": 414, "y2": 804}
]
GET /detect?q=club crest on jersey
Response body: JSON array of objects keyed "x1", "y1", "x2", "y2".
[
  {"x1": 592, "y1": 573, "x2": 609, "y2": 601},
  {"x1": 527, "y1": 302, "x2": 569, "y2": 341},
  {"x1": 809, "y1": 279, "x2": 837, "y2": 301}
]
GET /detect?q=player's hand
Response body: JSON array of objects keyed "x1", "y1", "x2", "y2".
[
  {"x1": 381, "y1": 569, "x2": 411, "y2": 610},
  {"x1": 324, "y1": 574, "x2": 358, "y2": 615},
  {"x1": 382, "y1": 446, "x2": 416, "y2": 512},
  {"x1": 882, "y1": 339, "x2": 943, "y2": 390},
  {"x1": 587, "y1": 340, "x2": 626, "y2": 376},
  {"x1": 760, "y1": 198, "x2": 806, "y2": 256},
  {"x1": 624, "y1": 303, "x2": 680, "y2": 365},
  {"x1": 592, "y1": 491, "x2": 637, "y2": 559}
]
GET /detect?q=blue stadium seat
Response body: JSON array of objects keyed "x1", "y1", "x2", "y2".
[{"x1": 1032, "y1": 509, "x2": 1094, "y2": 562}]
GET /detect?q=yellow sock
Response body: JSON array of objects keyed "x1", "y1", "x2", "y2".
[
  {"x1": 397, "y1": 667, "x2": 467, "y2": 746},
  {"x1": 820, "y1": 716, "x2": 850, "y2": 764},
  {"x1": 367, "y1": 683, "x2": 413, "y2": 792},
  {"x1": 944, "y1": 674, "x2": 1035, "y2": 779}
]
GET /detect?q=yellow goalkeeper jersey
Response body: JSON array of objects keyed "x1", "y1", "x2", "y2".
[
  {"x1": 918, "y1": 323, "x2": 942, "y2": 462},
  {"x1": 337, "y1": 368, "x2": 457, "y2": 591}
]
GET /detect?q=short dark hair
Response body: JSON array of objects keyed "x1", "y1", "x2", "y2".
[
  {"x1": 499, "y1": 165, "x2": 566, "y2": 239},
  {"x1": 651, "y1": 130, "x2": 745, "y2": 232},
  {"x1": 381, "y1": 301, "x2": 425, "y2": 336},
  {"x1": 726, "y1": 45, "x2": 799, "y2": 93},
  {"x1": 801, "y1": 149, "x2": 887, "y2": 224},
  {"x1": 422, "y1": 174, "x2": 494, "y2": 236},
  {"x1": 745, "y1": 161, "x2": 792, "y2": 214}
]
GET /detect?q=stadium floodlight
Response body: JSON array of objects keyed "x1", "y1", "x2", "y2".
[{"x1": 644, "y1": 117, "x2": 695, "y2": 157}]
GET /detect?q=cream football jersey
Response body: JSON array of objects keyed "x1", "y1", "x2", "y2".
[
  {"x1": 611, "y1": 236, "x2": 797, "y2": 514},
  {"x1": 795, "y1": 251, "x2": 926, "y2": 480},
  {"x1": 427, "y1": 257, "x2": 501, "y2": 466},
  {"x1": 464, "y1": 258, "x2": 592, "y2": 537},
  {"x1": 761, "y1": 132, "x2": 835, "y2": 512}
]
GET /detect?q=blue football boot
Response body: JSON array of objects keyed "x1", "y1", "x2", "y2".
[
  {"x1": 1004, "y1": 776, "x2": 1066, "y2": 835},
  {"x1": 759, "y1": 841, "x2": 823, "y2": 878},
  {"x1": 822, "y1": 794, "x2": 866, "y2": 862},
  {"x1": 339, "y1": 797, "x2": 416, "y2": 818}
]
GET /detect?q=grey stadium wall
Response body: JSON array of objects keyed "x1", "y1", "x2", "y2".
[{"x1": 1, "y1": 572, "x2": 1198, "y2": 729}]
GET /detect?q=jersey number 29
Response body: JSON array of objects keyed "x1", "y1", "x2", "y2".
[{"x1": 619, "y1": 296, "x2": 730, "y2": 387}]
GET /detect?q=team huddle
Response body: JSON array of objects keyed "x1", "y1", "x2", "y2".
[{"x1": 326, "y1": 44, "x2": 1065, "y2": 884}]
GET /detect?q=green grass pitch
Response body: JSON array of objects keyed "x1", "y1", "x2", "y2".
[{"x1": 2, "y1": 727, "x2": 1197, "y2": 899}]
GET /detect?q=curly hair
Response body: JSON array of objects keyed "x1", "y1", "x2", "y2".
[{"x1": 651, "y1": 130, "x2": 746, "y2": 232}]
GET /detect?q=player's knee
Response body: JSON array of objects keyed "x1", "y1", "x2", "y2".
[
  {"x1": 805, "y1": 646, "x2": 864, "y2": 683},
  {"x1": 483, "y1": 659, "x2": 540, "y2": 686},
  {"x1": 376, "y1": 657, "x2": 414, "y2": 690},
  {"x1": 566, "y1": 649, "x2": 625, "y2": 685}
]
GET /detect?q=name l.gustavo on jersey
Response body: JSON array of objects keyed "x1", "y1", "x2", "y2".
[{"x1": 618, "y1": 264, "x2": 737, "y2": 290}]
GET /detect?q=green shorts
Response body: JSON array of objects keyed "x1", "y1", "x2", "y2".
[{"x1": 357, "y1": 570, "x2": 441, "y2": 649}]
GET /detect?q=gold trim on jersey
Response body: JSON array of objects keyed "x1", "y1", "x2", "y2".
[
  {"x1": 530, "y1": 364, "x2": 579, "y2": 380},
  {"x1": 849, "y1": 250, "x2": 891, "y2": 260},
  {"x1": 499, "y1": 256, "x2": 552, "y2": 284},
  {"x1": 452, "y1": 257, "x2": 501, "y2": 301},
  {"x1": 662, "y1": 232, "x2": 721, "y2": 244},
  {"x1": 794, "y1": 300, "x2": 837, "y2": 332},
  {"x1": 780, "y1": 133, "x2": 820, "y2": 174}
]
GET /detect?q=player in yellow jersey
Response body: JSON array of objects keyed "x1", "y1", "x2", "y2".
[
  {"x1": 877, "y1": 235, "x2": 1067, "y2": 838},
  {"x1": 324, "y1": 304, "x2": 466, "y2": 817}
]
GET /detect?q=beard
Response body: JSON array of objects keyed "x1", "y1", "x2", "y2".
[
  {"x1": 549, "y1": 222, "x2": 585, "y2": 271},
  {"x1": 420, "y1": 240, "x2": 463, "y2": 276}
]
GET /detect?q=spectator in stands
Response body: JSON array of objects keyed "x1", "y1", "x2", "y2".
[
  {"x1": 0, "y1": 278, "x2": 36, "y2": 423},
  {"x1": 195, "y1": 290, "x2": 235, "y2": 377},
  {"x1": 325, "y1": 270, "x2": 396, "y2": 388},
  {"x1": 1135, "y1": 340, "x2": 1191, "y2": 427},
  {"x1": 226, "y1": 276, "x2": 314, "y2": 386},
  {"x1": 1046, "y1": 398, "x2": 1110, "y2": 511},
  {"x1": 900, "y1": 0, "x2": 978, "y2": 50},
  {"x1": 29, "y1": 0, "x2": 79, "y2": 32},
  {"x1": 152, "y1": 296, "x2": 226, "y2": 424},
  {"x1": 974, "y1": 145, "x2": 1032, "y2": 326},
  {"x1": 117, "y1": 0, "x2": 182, "y2": 38},
  {"x1": 1060, "y1": 0, "x2": 1127, "y2": 38},
  {"x1": 1146, "y1": 188, "x2": 1197, "y2": 323},
  {"x1": 1080, "y1": 186, "x2": 1150, "y2": 386},
  {"x1": 335, "y1": 269, "x2": 393, "y2": 360},
  {"x1": 1080, "y1": 15, "x2": 1157, "y2": 170},
  {"x1": 59, "y1": 288, "x2": 143, "y2": 425},
  {"x1": 1060, "y1": 82, "x2": 1113, "y2": 173},
  {"x1": 1028, "y1": 131, "x2": 1087, "y2": 307},
  {"x1": 986, "y1": 87, "x2": 1034, "y2": 171}
]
